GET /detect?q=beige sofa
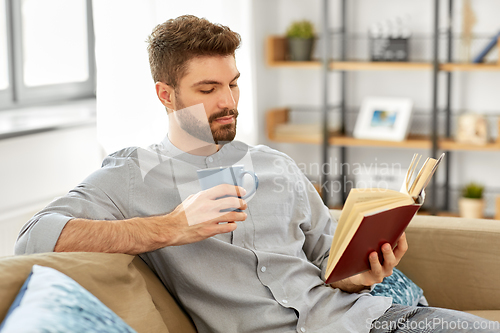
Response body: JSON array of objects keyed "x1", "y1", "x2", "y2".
[{"x1": 1, "y1": 211, "x2": 499, "y2": 332}]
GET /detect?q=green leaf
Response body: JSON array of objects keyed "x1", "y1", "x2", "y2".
[
  {"x1": 462, "y1": 182, "x2": 484, "y2": 199},
  {"x1": 286, "y1": 20, "x2": 315, "y2": 39}
]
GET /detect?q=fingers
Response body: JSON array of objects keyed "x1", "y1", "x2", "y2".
[
  {"x1": 393, "y1": 232, "x2": 408, "y2": 261},
  {"x1": 214, "y1": 196, "x2": 248, "y2": 212},
  {"x1": 210, "y1": 210, "x2": 248, "y2": 224},
  {"x1": 368, "y1": 251, "x2": 385, "y2": 284},
  {"x1": 175, "y1": 221, "x2": 238, "y2": 246},
  {"x1": 203, "y1": 221, "x2": 238, "y2": 236},
  {"x1": 381, "y1": 243, "x2": 397, "y2": 269},
  {"x1": 204, "y1": 184, "x2": 247, "y2": 199},
  {"x1": 350, "y1": 237, "x2": 408, "y2": 287},
  {"x1": 365, "y1": 245, "x2": 395, "y2": 285}
]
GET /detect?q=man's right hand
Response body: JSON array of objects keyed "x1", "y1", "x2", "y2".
[
  {"x1": 54, "y1": 184, "x2": 247, "y2": 254},
  {"x1": 160, "y1": 184, "x2": 248, "y2": 246}
]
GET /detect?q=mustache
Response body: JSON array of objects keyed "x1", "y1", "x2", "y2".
[{"x1": 208, "y1": 109, "x2": 238, "y2": 123}]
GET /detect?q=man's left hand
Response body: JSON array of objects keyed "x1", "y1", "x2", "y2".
[{"x1": 329, "y1": 232, "x2": 408, "y2": 293}]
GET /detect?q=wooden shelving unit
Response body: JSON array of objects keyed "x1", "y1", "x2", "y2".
[{"x1": 265, "y1": 2, "x2": 500, "y2": 214}]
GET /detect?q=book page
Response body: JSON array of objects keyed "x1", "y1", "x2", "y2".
[
  {"x1": 337, "y1": 188, "x2": 406, "y2": 228},
  {"x1": 409, "y1": 153, "x2": 444, "y2": 198},
  {"x1": 400, "y1": 153, "x2": 421, "y2": 194}
]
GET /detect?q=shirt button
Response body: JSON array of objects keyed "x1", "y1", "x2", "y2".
[
  {"x1": 208, "y1": 157, "x2": 214, "y2": 162},
  {"x1": 300, "y1": 327, "x2": 306, "y2": 333},
  {"x1": 282, "y1": 299, "x2": 288, "y2": 304},
  {"x1": 260, "y1": 266, "x2": 266, "y2": 272}
]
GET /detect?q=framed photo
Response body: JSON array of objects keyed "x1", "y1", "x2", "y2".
[{"x1": 353, "y1": 97, "x2": 413, "y2": 141}]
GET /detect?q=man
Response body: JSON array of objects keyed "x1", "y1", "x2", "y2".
[{"x1": 15, "y1": 15, "x2": 497, "y2": 333}]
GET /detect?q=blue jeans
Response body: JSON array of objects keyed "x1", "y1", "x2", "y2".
[{"x1": 369, "y1": 304, "x2": 500, "y2": 332}]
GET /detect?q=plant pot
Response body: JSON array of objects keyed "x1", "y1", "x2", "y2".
[
  {"x1": 287, "y1": 38, "x2": 314, "y2": 61},
  {"x1": 458, "y1": 197, "x2": 485, "y2": 218}
]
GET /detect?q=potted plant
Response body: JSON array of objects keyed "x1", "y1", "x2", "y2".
[
  {"x1": 458, "y1": 182, "x2": 485, "y2": 218},
  {"x1": 286, "y1": 20, "x2": 315, "y2": 61}
]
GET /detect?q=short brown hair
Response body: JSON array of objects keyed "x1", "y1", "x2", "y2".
[{"x1": 147, "y1": 15, "x2": 241, "y2": 88}]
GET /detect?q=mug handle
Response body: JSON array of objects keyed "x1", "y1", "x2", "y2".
[{"x1": 240, "y1": 171, "x2": 259, "y2": 200}]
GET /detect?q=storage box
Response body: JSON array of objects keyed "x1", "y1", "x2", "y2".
[{"x1": 370, "y1": 37, "x2": 409, "y2": 62}]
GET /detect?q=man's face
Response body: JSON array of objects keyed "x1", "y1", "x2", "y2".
[{"x1": 173, "y1": 55, "x2": 240, "y2": 144}]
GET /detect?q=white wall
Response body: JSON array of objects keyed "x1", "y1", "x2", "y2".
[
  {"x1": 253, "y1": 0, "x2": 500, "y2": 214},
  {"x1": 0, "y1": 125, "x2": 103, "y2": 256}
]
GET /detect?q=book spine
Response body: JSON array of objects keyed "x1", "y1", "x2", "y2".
[{"x1": 473, "y1": 31, "x2": 500, "y2": 64}]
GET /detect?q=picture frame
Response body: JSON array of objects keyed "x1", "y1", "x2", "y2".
[{"x1": 353, "y1": 97, "x2": 413, "y2": 141}]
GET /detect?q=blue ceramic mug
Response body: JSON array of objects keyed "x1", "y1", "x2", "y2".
[{"x1": 197, "y1": 165, "x2": 259, "y2": 211}]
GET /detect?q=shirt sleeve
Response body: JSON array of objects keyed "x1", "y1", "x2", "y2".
[
  {"x1": 286, "y1": 160, "x2": 337, "y2": 281},
  {"x1": 14, "y1": 152, "x2": 133, "y2": 255}
]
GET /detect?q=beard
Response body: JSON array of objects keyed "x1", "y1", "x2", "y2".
[{"x1": 174, "y1": 95, "x2": 238, "y2": 145}]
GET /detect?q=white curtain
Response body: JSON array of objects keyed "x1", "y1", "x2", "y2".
[{"x1": 93, "y1": 0, "x2": 257, "y2": 154}]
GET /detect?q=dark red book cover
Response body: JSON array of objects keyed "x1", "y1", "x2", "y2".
[{"x1": 325, "y1": 204, "x2": 420, "y2": 284}]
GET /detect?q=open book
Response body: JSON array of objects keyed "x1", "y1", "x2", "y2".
[{"x1": 324, "y1": 153, "x2": 445, "y2": 284}]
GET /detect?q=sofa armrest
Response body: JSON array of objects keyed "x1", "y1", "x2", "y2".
[
  {"x1": 329, "y1": 210, "x2": 500, "y2": 311},
  {"x1": 399, "y1": 215, "x2": 500, "y2": 311}
]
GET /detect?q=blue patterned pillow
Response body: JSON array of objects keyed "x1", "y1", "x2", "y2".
[
  {"x1": 370, "y1": 268, "x2": 426, "y2": 307},
  {"x1": 0, "y1": 265, "x2": 137, "y2": 333}
]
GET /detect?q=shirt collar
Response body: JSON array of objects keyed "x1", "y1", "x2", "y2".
[{"x1": 158, "y1": 135, "x2": 247, "y2": 168}]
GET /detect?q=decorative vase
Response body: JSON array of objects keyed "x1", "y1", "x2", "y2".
[
  {"x1": 287, "y1": 38, "x2": 314, "y2": 61},
  {"x1": 458, "y1": 197, "x2": 485, "y2": 218}
]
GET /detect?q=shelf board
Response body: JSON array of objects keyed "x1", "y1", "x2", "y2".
[
  {"x1": 268, "y1": 60, "x2": 432, "y2": 71},
  {"x1": 269, "y1": 60, "x2": 500, "y2": 71},
  {"x1": 330, "y1": 61, "x2": 432, "y2": 71},
  {"x1": 267, "y1": 35, "x2": 500, "y2": 71},
  {"x1": 267, "y1": 60, "x2": 322, "y2": 68},
  {"x1": 270, "y1": 127, "x2": 500, "y2": 152},
  {"x1": 270, "y1": 134, "x2": 500, "y2": 151},
  {"x1": 269, "y1": 133, "x2": 327, "y2": 144},
  {"x1": 440, "y1": 62, "x2": 500, "y2": 71},
  {"x1": 329, "y1": 135, "x2": 431, "y2": 149},
  {"x1": 440, "y1": 139, "x2": 500, "y2": 151}
]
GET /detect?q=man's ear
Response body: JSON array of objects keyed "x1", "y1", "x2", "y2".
[{"x1": 155, "y1": 82, "x2": 175, "y2": 110}]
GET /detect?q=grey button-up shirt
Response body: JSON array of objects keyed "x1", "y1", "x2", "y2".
[{"x1": 15, "y1": 136, "x2": 392, "y2": 333}]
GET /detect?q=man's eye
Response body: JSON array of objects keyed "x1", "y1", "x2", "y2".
[
  {"x1": 230, "y1": 84, "x2": 238, "y2": 88},
  {"x1": 200, "y1": 88, "x2": 214, "y2": 94}
]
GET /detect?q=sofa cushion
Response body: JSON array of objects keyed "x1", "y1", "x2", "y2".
[
  {"x1": 464, "y1": 310, "x2": 500, "y2": 323},
  {"x1": 370, "y1": 267, "x2": 425, "y2": 306},
  {"x1": 132, "y1": 256, "x2": 197, "y2": 333},
  {"x1": 0, "y1": 265, "x2": 136, "y2": 332},
  {"x1": 0, "y1": 252, "x2": 169, "y2": 333}
]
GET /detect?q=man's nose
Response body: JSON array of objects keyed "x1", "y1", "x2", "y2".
[{"x1": 218, "y1": 86, "x2": 236, "y2": 109}]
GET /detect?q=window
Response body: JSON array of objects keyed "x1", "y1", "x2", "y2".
[
  {"x1": 0, "y1": 0, "x2": 95, "y2": 109},
  {"x1": 0, "y1": 0, "x2": 8, "y2": 90},
  {"x1": 0, "y1": 0, "x2": 12, "y2": 106}
]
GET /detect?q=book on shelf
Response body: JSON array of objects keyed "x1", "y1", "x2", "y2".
[
  {"x1": 324, "y1": 153, "x2": 445, "y2": 284},
  {"x1": 472, "y1": 30, "x2": 500, "y2": 63}
]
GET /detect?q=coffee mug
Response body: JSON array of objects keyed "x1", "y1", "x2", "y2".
[{"x1": 197, "y1": 165, "x2": 259, "y2": 211}]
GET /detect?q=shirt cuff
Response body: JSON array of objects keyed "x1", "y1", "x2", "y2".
[{"x1": 24, "y1": 214, "x2": 73, "y2": 254}]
